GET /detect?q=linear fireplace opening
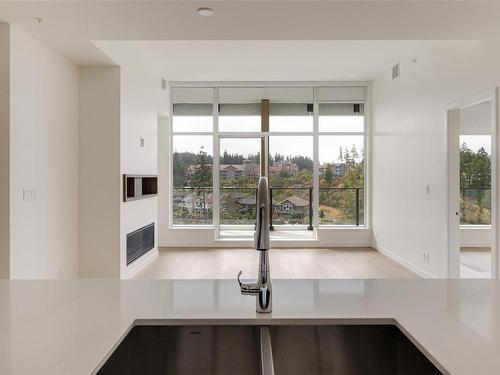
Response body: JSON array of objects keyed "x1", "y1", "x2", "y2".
[{"x1": 127, "y1": 223, "x2": 155, "y2": 265}]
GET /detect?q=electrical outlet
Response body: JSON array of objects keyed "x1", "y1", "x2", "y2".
[
  {"x1": 140, "y1": 137, "x2": 145, "y2": 147},
  {"x1": 422, "y1": 251, "x2": 430, "y2": 263}
]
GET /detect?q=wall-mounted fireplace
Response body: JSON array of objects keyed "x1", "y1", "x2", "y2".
[{"x1": 126, "y1": 223, "x2": 155, "y2": 265}]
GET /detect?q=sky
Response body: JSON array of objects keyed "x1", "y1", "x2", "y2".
[
  {"x1": 460, "y1": 135, "x2": 491, "y2": 155},
  {"x1": 172, "y1": 116, "x2": 364, "y2": 164}
]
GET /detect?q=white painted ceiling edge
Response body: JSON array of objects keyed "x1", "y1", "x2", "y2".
[
  {"x1": 1, "y1": 1, "x2": 500, "y2": 66},
  {"x1": 93, "y1": 40, "x2": 483, "y2": 81}
]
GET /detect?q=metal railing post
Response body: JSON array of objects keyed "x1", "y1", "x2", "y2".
[
  {"x1": 355, "y1": 188, "x2": 360, "y2": 226},
  {"x1": 269, "y1": 187, "x2": 274, "y2": 231},
  {"x1": 254, "y1": 187, "x2": 258, "y2": 230},
  {"x1": 308, "y1": 187, "x2": 313, "y2": 230}
]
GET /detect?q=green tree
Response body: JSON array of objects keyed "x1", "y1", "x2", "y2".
[
  {"x1": 290, "y1": 155, "x2": 313, "y2": 171},
  {"x1": 460, "y1": 143, "x2": 491, "y2": 188},
  {"x1": 324, "y1": 163, "x2": 333, "y2": 184},
  {"x1": 191, "y1": 147, "x2": 212, "y2": 217}
]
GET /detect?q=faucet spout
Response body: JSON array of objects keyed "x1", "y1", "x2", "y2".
[
  {"x1": 238, "y1": 176, "x2": 272, "y2": 313},
  {"x1": 255, "y1": 177, "x2": 270, "y2": 251}
]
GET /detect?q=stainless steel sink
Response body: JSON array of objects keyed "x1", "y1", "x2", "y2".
[
  {"x1": 96, "y1": 324, "x2": 443, "y2": 375},
  {"x1": 270, "y1": 325, "x2": 442, "y2": 375},
  {"x1": 97, "y1": 325, "x2": 261, "y2": 375}
]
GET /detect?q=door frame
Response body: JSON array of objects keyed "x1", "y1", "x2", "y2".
[{"x1": 446, "y1": 88, "x2": 498, "y2": 278}]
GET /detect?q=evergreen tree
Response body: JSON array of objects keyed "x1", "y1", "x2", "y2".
[
  {"x1": 324, "y1": 163, "x2": 333, "y2": 184},
  {"x1": 351, "y1": 144, "x2": 360, "y2": 161},
  {"x1": 191, "y1": 147, "x2": 212, "y2": 218},
  {"x1": 460, "y1": 143, "x2": 491, "y2": 188},
  {"x1": 290, "y1": 155, "x2": 313, "y2": 171}
]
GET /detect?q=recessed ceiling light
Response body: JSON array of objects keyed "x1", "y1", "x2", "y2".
[{"x1": 197, "y1": 7, "x2": 214, "y2": 17}]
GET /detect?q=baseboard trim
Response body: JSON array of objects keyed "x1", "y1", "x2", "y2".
[
  {"x1": 374, "y1": 243, "x2": 437, "y2": 279},
  {"x1": 159, "y1": 242, "x2": 374, "y2": 248}
]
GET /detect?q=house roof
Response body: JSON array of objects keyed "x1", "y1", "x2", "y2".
[
  {"x1": 279, "y1": 195, "x2": 309, "y2": 207},
  {"x1": 220, "y1": 164, "x2": 259, "y2": 171}
]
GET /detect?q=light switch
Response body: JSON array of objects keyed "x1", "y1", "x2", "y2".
[{"x1": 22, "y1": 188, "x2": 36, "y2": 201}]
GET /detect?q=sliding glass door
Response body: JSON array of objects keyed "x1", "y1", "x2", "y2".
[{"x1": 218, "y1": 136, "x2": 263, "y2": 231}]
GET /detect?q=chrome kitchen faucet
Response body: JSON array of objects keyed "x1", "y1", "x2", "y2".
[{"x1": 237, "y1": 176, "x2": 272, "y2": 313}]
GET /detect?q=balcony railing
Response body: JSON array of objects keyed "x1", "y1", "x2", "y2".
[
  {"x1": 460, "y1": 187, "x2": 491, "y2": 225},
  {"x1": 173, "y1": 186, "x2": 365, "y2": 227}
]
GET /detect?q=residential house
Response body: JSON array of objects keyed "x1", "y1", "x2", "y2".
[
  {"x1": 276, "y1": 196, "x2": 310, "y2": 218},
  {"x1": 270, "y1": 161, "x2": 299, "y2": 176}
]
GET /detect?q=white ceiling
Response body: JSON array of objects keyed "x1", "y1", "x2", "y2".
[{"x1": 1, "y1": 1, "x2": 500, "y2": 65}]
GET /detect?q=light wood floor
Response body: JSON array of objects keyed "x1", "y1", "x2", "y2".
[{"x1": 134, "y1": 247, "x2": 417, "y2": 279}]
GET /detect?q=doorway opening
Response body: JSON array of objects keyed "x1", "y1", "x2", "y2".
[{"x1": 447, "y1": 89, "x2": 498, "y2": 278}]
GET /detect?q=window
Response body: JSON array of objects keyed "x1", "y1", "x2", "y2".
[
  {"x1": 319, "y1": 103, "x2": 365, "y2": 225},
  {"x1": 171, "y1": 88, "x2": 214, "y2": 225},
  {"x1": 170, "y1": 86, "x2": 368, "y2": 230},
  {"x1": 172, "y1": 136, "x2": 213, "y2": 225},
  {"x1": 269, "y1": 135, "x2": 313, "y2": 227},
  {"x1": 219, "y1": 88, "x2": 261, "y2": 132},
  {"x1": 219, "y1": 137, "x2": 261, "y2": 225},
  {"x1": 269, "y1": 103, "x2": 313, "y2": 132},
  {"x1": 172, "y1": 88, "x2": 213, "y2": 132},
  {"x1": 459, "y1": 134, "x2": 491, "y2": 225}
]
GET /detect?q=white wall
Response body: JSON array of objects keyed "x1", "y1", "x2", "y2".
[
  {"x1": 9, "y1": 26, "x2": 79, "y2": 278},
  {"x1": 0, "y1": 24, "x2": 10, "y2": 278},
  {"x1": 120, "y1": 64, "x2": 168, "y2": 278},
  {"x1": 371, "y1": 41, "x2": 500, "y2": 278},
  {"x1": 159, "y1": 227, "x2": 373, "y2": 248},
  {"x1": 79, "y1": 67, "x2": 121, "y2": 278},
  {"x1": 460, "y1": 101, "x2": 491, "y2": 135}
]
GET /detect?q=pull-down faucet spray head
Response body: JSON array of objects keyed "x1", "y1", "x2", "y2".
[{"x1": 255, "y1": 177, "x2": 270, "y2": 251}]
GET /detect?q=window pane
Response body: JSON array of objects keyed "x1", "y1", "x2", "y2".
[
  {"x1": 269, "y1": 136, "x2": 313, "y2": 226},
  {"x1": 269, "y1": 104, "x2": 313, "y2": 132},
  {"x1": 319, "y1": 135, "x2": 364, "y2": 225},
  {"x1": 319, "y1": 103, "x2": 364, "y2": 133},
  {"x1": 172, "y1": 87, "x2": 213, "y2": 132},
  {"x1": 459, "y1": 135, "x2": 491, "y2": 225},
  {"x1": 172, "y1": 135, "x2": 213, "y2": 225},
  {"x1": 218, "y1": 103, "x2": 261, "y2": 132},
  {"x1": 219, "y1": 138, "x2": 261, "y2": 225}
]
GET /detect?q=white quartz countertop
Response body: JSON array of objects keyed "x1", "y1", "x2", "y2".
[{"x1": 0, "y1": 279, "x2": 499, "y2": 374}]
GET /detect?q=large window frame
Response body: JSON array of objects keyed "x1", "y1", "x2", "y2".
[{"x1": 169, "y1": 83, "x2": 370, "y2": 232}]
